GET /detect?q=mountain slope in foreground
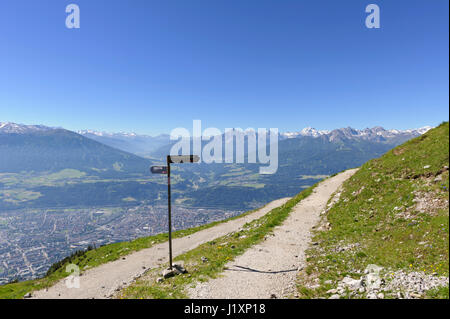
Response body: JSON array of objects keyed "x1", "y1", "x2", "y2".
[{"x1": 297, "y1": 122, "x2": 449, "y2": 299}]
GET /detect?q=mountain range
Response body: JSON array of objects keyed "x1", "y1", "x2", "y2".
[
  {"x1": 0, "y1": 121, "x2": 433, "y2": 210},
  {"x1": 280, "y1": 126, "x2": 432, "y2": 140},
  {"x1": 1, "y1": 121, "x2": 431, "y2": 152},
  {"x1": 73, "y1": 125, "x2": 433, "y2": 158}
]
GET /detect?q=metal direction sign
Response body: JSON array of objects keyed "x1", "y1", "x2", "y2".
[
  {"x1": 150, "y1": 166, "x2": 168, "y2": 174},
  {"x1": 168, "y1": 155, "x2": 200, "y2": 164},
  {"x1": 148, "y1": 155, "x2": 199, "y2": 270}
]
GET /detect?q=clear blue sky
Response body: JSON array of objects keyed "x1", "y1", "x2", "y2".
[{"x1": 0, "y1": 0, "x2": 448, "y2": 135}]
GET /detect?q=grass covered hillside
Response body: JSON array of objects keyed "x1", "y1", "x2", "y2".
[{"x1": 297, "y1": 122, "x2": 449, "y2": 299}]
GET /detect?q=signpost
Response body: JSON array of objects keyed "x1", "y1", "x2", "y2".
[
  {"x1": 150, "y1": 155, "x2": 199, "y2": 270},
  {"x1": 150, "y1": 166, "x2": 168, "y2": 174}
]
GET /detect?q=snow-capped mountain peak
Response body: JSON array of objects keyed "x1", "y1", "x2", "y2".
[
  {"x1": 77, "y1": 130, "x2": 142, "y2": 138},
  {"x1": 0, "y1": 122, "x2": 54, "y2": 134},
  {"x1": 415, "y1": 126, "x2": 433, "y2": 135},
  {"x1": 279, "y1": 125, "x2": 433, "y2": 143},
  {"x1": 281, "y1": 127, "x2": 330, "y2": 139},
  {"x1": 299, "y1": 127, "x2": 330, "y2": 137}
]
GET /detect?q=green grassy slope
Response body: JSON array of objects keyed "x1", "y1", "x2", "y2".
[{"x1": 297, "y1": 122, "x2": 449, "y2": 299}]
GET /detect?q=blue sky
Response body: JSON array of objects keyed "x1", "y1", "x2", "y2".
[{"x1": 0, "y1": 0, "x2": 448, "y2": 135}]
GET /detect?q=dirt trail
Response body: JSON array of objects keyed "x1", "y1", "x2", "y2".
[
  {"x1": 187, "y1": 169, "x2": 358, "y2": 299},
  {"x1": 31, "y1": 197, "x2": 290, "y2": 299}
]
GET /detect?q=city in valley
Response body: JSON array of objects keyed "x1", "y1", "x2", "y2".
[{"x1": 0, "y1": 205, "x2": 242, "y2": 285}]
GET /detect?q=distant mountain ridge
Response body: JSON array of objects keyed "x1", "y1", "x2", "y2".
[
  {"x1": 77, "y1": 130, "x2": 170, "y2": 157},
  {"x1": 77, "y1": 125, "x2": 432, "y2": 156},
  {"x1": 1, "y1": 121, "x2": 433, "y2": 161},
  {"x1": 1, "y1": 121, "x2": 431, "y2": 140},
  {"x1": 77, "y1": 125, "x2": 431, "y2": 140},
  {"x1": 0, "y1": 122, "x2": 57, "y2": 134},
  {"x1": 0, "y1": 124, "x2": 152, "y2": 174},
  {"x1": 279, "y1": 126, "x2": 432, "y2": 141},
  {"x1": 0, "y1": 120, "x2": 435, "y2": 210}
]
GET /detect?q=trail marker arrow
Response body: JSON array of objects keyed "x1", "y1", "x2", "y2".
[
  {"x1": 168, "y1": 155, "x2": 200, "y2": 164},
  {"x1": 150, "y1": 166, "x2": 168, "y2": 174}
]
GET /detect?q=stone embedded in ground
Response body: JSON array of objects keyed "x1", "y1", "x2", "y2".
[
  {"x1": 328, "y1": 294, "x2": 340, "y2": 299},
  {"x1": 156, "y1": 277, "x2": 163, "y2": 283},
  {"x1": 201, "y1": 256, "x2": 208, "y2": 263},
  {"x1": 364, "y1": 273, "x2": 383, "y2": 290},
  {"x1": 173, "y1": 264, "x2": 188, "y2": 275},
  {"x1": 367, "y1": 292, "x2": 378, "y2": 299},
  {"x1": 341, "y1": 276, "x2": 362, "y2": 290},
  {"x1": 162, "y1": 268, "x2": 176, "y2": 279},
  {"x1": 23, "y1": 293, "x2": 32, "y2": 299},
  {"x1": 364, "y1": 264, "x2": 383, "y2": 274}
]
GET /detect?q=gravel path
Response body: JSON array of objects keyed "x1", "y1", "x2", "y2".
[
  {"x1": 31, "y1": 197, "x2": 290, "y2": 299},
  {"x1": 187, "y1": 169, "x2": 358, "y2": 299}
]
